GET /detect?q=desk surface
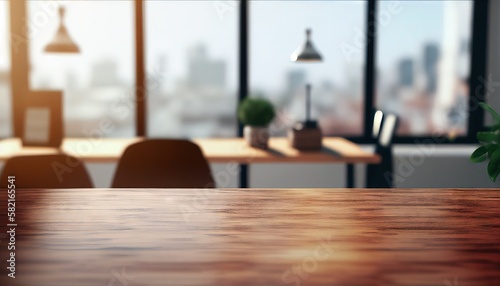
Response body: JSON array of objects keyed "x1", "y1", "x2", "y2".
[
  {"x1": 0, "y1": 137, "x2": 380, "y2": 164},
  {"x1": 0, "y1": 188, "x2": 499, "y2": 285}
]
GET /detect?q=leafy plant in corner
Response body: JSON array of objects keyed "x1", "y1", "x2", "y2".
[
  {"x1": 470, "y1": 102, "x2": 500, "y2": 182},
  {"x1": 238, "y1": 97, "x2": 276, "y2": 127}
]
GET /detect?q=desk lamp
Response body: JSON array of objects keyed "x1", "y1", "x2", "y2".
[{"x1": 289, "y1": 28, "x2": 323, "y2": 150}]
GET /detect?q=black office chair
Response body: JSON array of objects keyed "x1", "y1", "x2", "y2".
[
  {"x1": 366, "y1": 110, "x2": 399, "y2": 188},
  {"x1": 111, "y1": 139, "x2": 215, "y2": 188},
  {"x1": 0, "y1": 154, "x2": 94, "y2": 188}
]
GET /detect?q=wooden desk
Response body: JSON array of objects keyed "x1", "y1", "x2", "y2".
[
  {"x1": 0, "y1": 138, "x2": 380, "y2": 187},
  {"x1": 0, "y1": 188, "x2": 498, "y2": 286}
]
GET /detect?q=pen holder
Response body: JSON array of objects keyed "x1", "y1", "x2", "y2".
[{"x1": 288, "y1": 121, "x2": 322, "y2": 151}]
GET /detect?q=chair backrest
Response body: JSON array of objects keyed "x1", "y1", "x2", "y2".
[
  {"x1": 0, "y1": 154, "x2": 94, "y2": 188},
  {"x1": 372, "y1": 110, "x2": 384, "y2": 138},
  {"x1": 111, "y1": 139, "x2": 215, "y2": 188},
  {"x1": 366, "y1": 110, "x2": 399, "y2": 188},
  {"x1": 376, "y1": 112, "x2": 398, "y2": 149}
]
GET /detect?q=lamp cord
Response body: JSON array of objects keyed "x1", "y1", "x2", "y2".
[{"x1": 306, "y1": 84, "x2": 311, "y2": 122}]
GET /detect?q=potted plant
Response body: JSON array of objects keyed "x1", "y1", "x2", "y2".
[
  {"x1": 470, "y1": 102, "x2": 500, "y2": 182},
  {"x1": 238, "y1": 97, "x2": 276, "y2": 149}
]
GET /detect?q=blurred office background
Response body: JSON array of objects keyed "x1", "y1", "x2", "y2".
[{"x1": 0, "y1": 0, "x2": 498, "y2": 188}]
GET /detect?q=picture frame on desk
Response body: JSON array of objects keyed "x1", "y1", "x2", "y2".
[{"x1": 21, "y1": 90, "x2": 63, "y2": 148}]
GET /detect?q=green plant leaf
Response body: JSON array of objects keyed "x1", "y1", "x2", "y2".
[
  {"x1": 477, "y1": 131, "x2": 499, "y2": 144},
  {"x1": 485, "y1": 144, "x2": 500, "y2": 158},
  {"x1": 238, "y1": 97, "x2": 276, "y2": 127},
  {"x1": 480, "y1": 102, "x2": 500, "y2": 124},
  {"x1": 487, "y1": 149, "x2": 500, "y2": 182},
  {"x1": 470, "y1": 146, "x2": 488, "y2": 162},
  {"x1": 488, "y1": 123, "x2": 500, "y2": 131}
]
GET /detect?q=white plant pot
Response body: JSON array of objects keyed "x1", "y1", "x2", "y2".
[{"x1": 244, "y1": 126, "x2": 269, "y2": 149}]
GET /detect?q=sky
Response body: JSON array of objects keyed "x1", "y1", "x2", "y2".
[{"x1": 378, "y1": 0, "x2": 472, "y2": 75}]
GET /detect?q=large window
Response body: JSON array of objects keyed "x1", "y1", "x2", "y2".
[
  {"x1": 146, "y1": 0, "x2": 238, "y2": 138},
  {"x1": 376, "y1": 0, "x2": 473, "y2": 137},
  {"x1": 2, "y1": 1, "x2": 488, "y2": 142},
  {"x1": 250, "y1": 1, "x2": 366, "y2": 136},
  {"x1": 0, "y1": 0, "x2": 12, "y2": 137},
  {"x1": 28, "y1": 0, "x2": 135, "y2": 137}
]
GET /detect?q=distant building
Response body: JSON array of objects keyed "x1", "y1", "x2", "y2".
[
  {"x1": 158, "y1": 55, "x2": 167, "y2": 74},
  {"x1": 423, "y1": 43, "x2": 439, "y2": 93},
  {"x1": 399, "y1": 58, "x2": 414, "y2": 87},
  {"x1": 457, "y1": 39, "x2": 470, "y2": 80},
  {"x1": 286, "y1": 70, "x2": 306, "y2": 92},
  {"x1": 90, "y1": 60, "x2": 121, "y2": 87},
  {"x1": 460, "y1": 39, "x2": 469, "y2": 54},
  {"x1": 149, "y1": 55, "x2": 168, "y2": 95},
  {"x1": 187, "y1": 45, "x2": 226, "y2": 90},
  {"x1": 65, "y1": 70, "x2": 78, "y2": 91}
]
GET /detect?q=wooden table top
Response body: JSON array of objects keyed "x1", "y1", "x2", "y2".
[
  {"x1": 0, "y1": 188, "x2": 499, "y2": 285},
  {"x1": 0, "y1": 137, "x2": 380, "y2": 164}
]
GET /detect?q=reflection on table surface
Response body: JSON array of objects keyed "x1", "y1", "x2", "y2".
[{"x1": 0, "y1": 188, "x2": 499, "y2": 285}]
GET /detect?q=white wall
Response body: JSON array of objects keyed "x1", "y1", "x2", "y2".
[{"x1": 252, "y1": 147, "x2": 500, "y2": 189}]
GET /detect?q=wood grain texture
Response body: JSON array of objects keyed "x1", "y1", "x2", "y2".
[
  {"x1": 0, "y1": 137, "x2": 380, "y2": 164},
  {"x1": 0, "y1": 188, "x2": 499, "y2": 285}
]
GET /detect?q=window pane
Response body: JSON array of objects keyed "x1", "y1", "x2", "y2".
[
  {"x1": 251, "y1": 1, "x2": 366, "y2": 136},
  {"x1": 29, "y1": 0, "x2": 135, "y2": 137},
  {"x1": 146, "y1": 1, "x2": 238, "y2": 138},
  {"x1": 376, "y1": 0, "x2": 473, "y2": 137},
  {"x1": 0, "y1": 0, "x2": 12, "y2": 137}
]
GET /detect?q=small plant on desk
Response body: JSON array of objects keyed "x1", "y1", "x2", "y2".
[
  {"x1": 470, "y1": 102, "x2": 500, "y2": 182},
  {"x1": 238, "y1": 97, "x2": 276, "y2": 149}
]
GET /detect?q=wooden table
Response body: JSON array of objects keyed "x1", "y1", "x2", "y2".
[
  {"x1": 0, "y1": 138, "x2": 380, "y2": 188},
  {"x1": 0, "y1": 188, "x2": 498, "y2": 285}
]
